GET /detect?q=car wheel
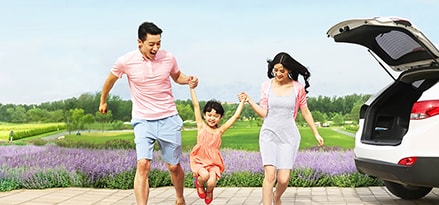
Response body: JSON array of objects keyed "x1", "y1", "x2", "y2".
[{"x1": 383, "y1": 180, "x2": 432, "y2": 200}]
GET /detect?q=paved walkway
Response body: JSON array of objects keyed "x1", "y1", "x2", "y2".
[{"x1": 1, "y1": 186, "x2": 439, "y2": 205}]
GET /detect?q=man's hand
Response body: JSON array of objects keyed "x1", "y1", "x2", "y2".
[
  {"x1": 188, "y1": 76, "x2": 199, "y2": 89},
  {"x1": 99, "y1": 102, "x2": 108, "y2": 114}
]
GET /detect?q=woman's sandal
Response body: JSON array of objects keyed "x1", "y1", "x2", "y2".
[
  {"x1": 194, "y1": 178, "x2": 206, "y2": 199},
  {"x1": 204, "y1": 190, "x2": 213, "y2": 204}
]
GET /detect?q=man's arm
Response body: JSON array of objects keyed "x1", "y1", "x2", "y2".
[
  {"x1": 171, "y1": 71, "x2": 198, "y2": 88},
  {"x1": 99, "y1": 73, "x2": 119, "y2": 114},
  {"x1": 171, "y1": 71, "x2": 189, "y2": 85}
]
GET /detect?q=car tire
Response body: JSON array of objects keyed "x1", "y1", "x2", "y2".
[{"x1": 383, "y1": 180, "x2": 432, "y2": 200}]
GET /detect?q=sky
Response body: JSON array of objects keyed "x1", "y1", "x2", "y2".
[{"x1": 1, "y1": 0, "x2": 439, "y2": 105}]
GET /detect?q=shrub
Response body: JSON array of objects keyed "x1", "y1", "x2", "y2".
[
  {"x1": 217, "y1": 172, "x2": 263, "y2": 187},
  {"x1": 110, "y1": 121, "x2": 125, "y2": 130},
  {"x1": 0, "y1": 178, "x2": 20, "y2": 192},
  {"x1": 30, "y1": 139, "x2": 48, "y2": 146},
  {"x1": 54, "y1": 140, "x2": 98, "y2": 149},
  {"x1": 104, "y1": 139, "x2": 135, "y2": 149},
  {"x1": 99, "y1": 169, "x2": 135, "y2": 189},
  {"x1": 12, "y1": 124, "x2": 66, "y2": 140},
  {"x1": 21, "y1": 168, "x2": 82, "y2": 189},
  {"x1": 290, "y1": 168, "x2": 325, "y2": 187},
  {"x1": 330, "y1": 173, "x2": 383, "y2": 187},
  {"x1": 54, "y1": 139, "x2": 135, "y2": 150}
]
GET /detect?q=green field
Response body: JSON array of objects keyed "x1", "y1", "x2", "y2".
[
  {"x1": 58, "y1": 126, "x2": 354, "y2": 152},
  {"x1": 1, "y1": 121, "x2": 355, "y2": 151}
]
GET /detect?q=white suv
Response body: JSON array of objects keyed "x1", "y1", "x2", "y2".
[{"x1": 327, "y1": 17, "x2": 439, "y2": 200}]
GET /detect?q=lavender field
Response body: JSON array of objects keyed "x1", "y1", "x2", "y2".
[{"x1": 0, "y1": 145, "x2": 381, "y2": 191}]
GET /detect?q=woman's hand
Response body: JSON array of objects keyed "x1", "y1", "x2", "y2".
[{"x1": 315, "y1": 134, "x2": 324, "y2": 146}]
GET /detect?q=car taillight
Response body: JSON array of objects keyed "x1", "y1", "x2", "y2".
[
  {"x1": 398, "y1": 157, "x2": 418, "y2": 166},
  {"x1": 410, "y1": 100, "x2": 439, "y2": 120}
]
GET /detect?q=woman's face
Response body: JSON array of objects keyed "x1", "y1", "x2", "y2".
[{"x1": 272, "y1": 63, "x2": 290, "y2": 82}]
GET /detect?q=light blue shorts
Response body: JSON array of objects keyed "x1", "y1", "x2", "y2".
[{"x1": 131, "y1": 114, "x2": 183, "y2": 165}]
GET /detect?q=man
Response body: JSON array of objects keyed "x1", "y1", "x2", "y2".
[{"x1": 99, "y1": 22, "x2": 197, "y2": 205}]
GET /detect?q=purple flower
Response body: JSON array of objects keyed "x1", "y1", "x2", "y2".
[{"x1": 0, "y1": 145, "x2": 357, "y2": 184}]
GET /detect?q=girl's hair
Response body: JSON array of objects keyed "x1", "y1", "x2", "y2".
[
  {"x1": 203, "y1": 100, "x2": 224, "y2": 116},
  {"x1": 267, "y1": 52, "x2": 311, "y2": 93}
]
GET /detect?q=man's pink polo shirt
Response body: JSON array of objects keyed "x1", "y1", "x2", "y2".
[{"x1": 111, "y1": 49, "x2": 180, "y2": 120}]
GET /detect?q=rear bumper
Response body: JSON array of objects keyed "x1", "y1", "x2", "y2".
[{"x1": 355, "y1": 157, "x2": 439, "y2": 187}]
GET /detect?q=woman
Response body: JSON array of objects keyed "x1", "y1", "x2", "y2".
[{"x1": 239, "y1": 52, "x2": 324, "y2": 205}]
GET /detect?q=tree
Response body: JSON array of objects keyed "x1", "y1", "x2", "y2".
[
  {"x1": 76, "y1": 93, "x2": 98, "y2": 115},
  {"x1": 0, "y1": 104, "x2": 14, "y2": 122},
  {"x1": 107, "y1": 95, "x2": 131, "y2": 122},
  {"x1": 27, "y1": 108, "x2": 49, "y2": 122},
  {"x1": 7, "y1": 106, "x2": 27, "y2": 123},
  {"x1": 82, "y1": 113, "x2": 95, "y2": 132},
  {"x1": 349, "y1": 101, "x2": 363, "y2": 123},
  {"x1": 70, "y1": 108, "x2": 85, "y2": 134},
  {"x1": 332, "y1": 113, "x2": 344, "y2": 126},
  {"x1": 311, "y1": 111, "x2": 327, "y2": 125},
  {"x1": 48, "y1": 109, "x2": 65, "y2": 122},
  {"x1": 176, "y1": 104, "x2": 194, "y2": 121},
  {"x1": 0, "y1": 91, "x2": 373, "y2": 125},
  {"x1": 95, "y1": 110, "x2": 113, "y2": 131}
]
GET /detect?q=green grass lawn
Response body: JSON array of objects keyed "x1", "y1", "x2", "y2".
[
  {"x1": 60, "y1": 126, "x2": 354, "y2": 152},
  {"x1": 223, "y1": 127, "x2": 354, "y2": 151},
  {"x1": 61, "y1": 131, "x2": 134, "y2": 144},
  {"x1": 3, "y1": 120, "x2": 354, "y2": 151}
]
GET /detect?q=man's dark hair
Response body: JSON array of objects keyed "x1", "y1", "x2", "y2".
[{"x1": 138, "y1": 22, "x2": 163, "y2": 41}]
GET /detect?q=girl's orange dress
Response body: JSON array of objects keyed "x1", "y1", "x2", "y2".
[{"x1": 190, "y1": 128, "x2": 224, "y2": 178}]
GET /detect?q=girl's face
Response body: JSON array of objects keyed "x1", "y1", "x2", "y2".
[
  {"x1": 273, "y1": 63, "x2": 290, "y2": 82},
  {"x1": 203, "y1": 109, "x2": 222, "y2": 128}
]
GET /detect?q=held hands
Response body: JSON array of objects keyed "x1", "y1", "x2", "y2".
[
  {"x1": 237, "y1": 92, "x2": 248, "y2": 102},
  {"x1": 188, "y1": 76, "x2": 199, "y2": 89}
]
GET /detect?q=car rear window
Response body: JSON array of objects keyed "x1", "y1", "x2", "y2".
[{"x1": 375, "y1": 30, "x2": 424, "y2": 60}]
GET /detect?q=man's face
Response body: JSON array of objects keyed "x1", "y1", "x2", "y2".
[{"x1": 138, "y1": 33, "x2": 161, "y2": 60}]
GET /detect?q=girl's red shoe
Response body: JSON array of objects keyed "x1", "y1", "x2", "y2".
[
  {"x1": 195, "y1": 179, "x2": 206, "y2": 199},
  {"x1": 204, "y1": 191, "x2": 213, "y2": 204}
]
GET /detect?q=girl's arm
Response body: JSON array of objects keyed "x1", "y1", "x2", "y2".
[
  {"x1": 190, "y1": 88, "x2": 204, "y2": 130},
  {"x1": 219, "y1": 98, "x2": 246, "y2": 132},
  {"x1": 300, "y1": 106, "x2": 324, "y2": 146}
]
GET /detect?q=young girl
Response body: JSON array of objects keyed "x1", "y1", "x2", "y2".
[{"x1": 189, "y1": 86, "x2": 245, "y2": 204}]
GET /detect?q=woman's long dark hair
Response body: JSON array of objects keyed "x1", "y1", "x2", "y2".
[{"x1": 267, "y1": 52, "x2": 311, "y2": 93}]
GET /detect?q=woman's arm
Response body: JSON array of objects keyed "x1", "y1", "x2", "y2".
[{"x1": 300, "y1": 106, "x2": 324, "y2": 146}]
